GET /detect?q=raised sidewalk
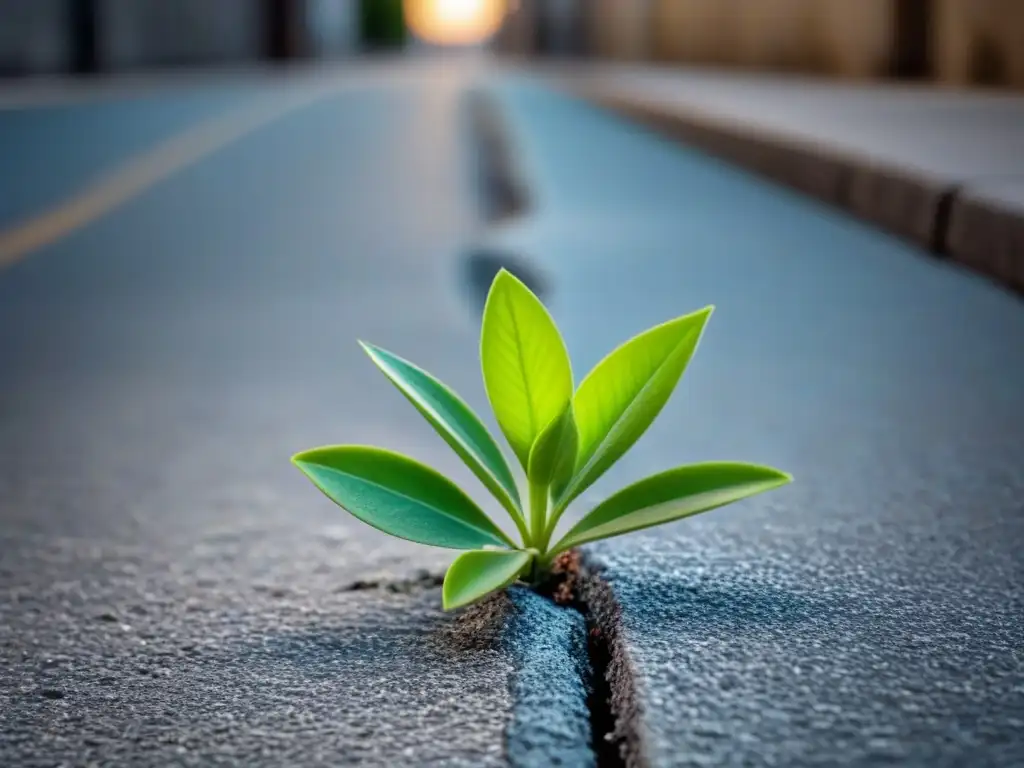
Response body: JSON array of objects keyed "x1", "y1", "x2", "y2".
[{"x1": 542, "y1": 63, "x2": 1024, "y2": 295}]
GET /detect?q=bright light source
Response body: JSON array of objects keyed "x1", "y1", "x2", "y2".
[{"x1": 404, "y1": 0, "x2": 507, "y2": 46}]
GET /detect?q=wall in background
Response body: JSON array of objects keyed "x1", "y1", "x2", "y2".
[
  {"x1": 589, "y1": 0, "x2": 653, "y2": 61},
  {"x1": 305, "y1": 0, "x2": 359, "y2": 56},
  {"x1": 0, "y1": 0, "x2": 70, "y2": 75},
  {"x1": 99, "y1": 0, "x2": 263, "y2": 69},
  {"x1": 934, "y1": 0, "x2": 1024, "y2": 87},
  {"x1": 0, "y1": 0, "x2": 369, "y2": 76},
  {"x1": 495, "y1": 0, "x2": 1024, "y2": 89}
]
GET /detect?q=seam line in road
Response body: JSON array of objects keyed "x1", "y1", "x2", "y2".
[
  {"x1": 0, "y1": 82, "x2": 345, "y2": 270},
  {"x1": 465, "y1": 85, "x2": 645, "y2": 766}
]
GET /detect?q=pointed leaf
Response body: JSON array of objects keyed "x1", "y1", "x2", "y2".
[
  {"x1": 550, "y1": 437, "x2": 577, "y2": 504},
  {"x1": 527, "y1": 400, "x2": 577, "y2": 489},
  {"x1": 360, "y1": 342, "x2": 522, "y2": 518},
  {"x1": 292, "y1": 446, "x2": 515, "y2": 550},
  {"x1": 557, "y1": 306, "x2": 713, "y2": 509},
  {"x1": 481, "y1": 269, "x2": 573, "y2": 470},
  {"x1": 443, "y1": 549, "x2": 533, "y2": 611},
  {"x1": 553, "y1": 462, "x2": 792, "y2": 552}
]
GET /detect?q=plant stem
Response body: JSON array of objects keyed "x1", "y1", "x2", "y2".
[
  {"x1": 528, "y1": 555, "x2": 544, "y2": 586},
  {"x1": 504, "y1": 501, "x2": 531, "y2": 548},
  {"x1": 528, "y1": 481, "x2": 548, "y2": 552},
  {"x1": 539, "y1": 499, "x2": 566, "y2": 553},
  {"x1": 519, "y1": 548, "x2": 541, "y2": 585}
]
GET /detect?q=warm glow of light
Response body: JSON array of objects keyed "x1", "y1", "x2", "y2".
[{"x1": 404, "y1": 0, "x2": 508, "y2": 46}]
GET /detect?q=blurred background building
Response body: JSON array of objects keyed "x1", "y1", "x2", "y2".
[
  {"x1": 0, "y1": 0, "x2": 406, "y2": 76},
  {"x1": 0, "y1": 0, "x2": 1021, "y2": 89},
  {"x1": 495, "y1": 0, "x2": 1024, "y2": 88}
]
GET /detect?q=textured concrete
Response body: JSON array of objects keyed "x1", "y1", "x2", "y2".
[
  {"x1": 0, "y1": 63, "x2": 593, "y2": 767},
  {"x1": 503, "y1": 587, "x2": 594, "y2": 768},
  {"x1": 482, "y1": 75, "x2": 1024, "y2": 766},
  {"x1": 536, "y1": 63, "x2": 1024, "y2": 291}
]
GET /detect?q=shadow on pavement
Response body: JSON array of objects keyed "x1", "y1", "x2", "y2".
[{"x1": 258, "y1": 592, "x2": 512, "y2": 669}]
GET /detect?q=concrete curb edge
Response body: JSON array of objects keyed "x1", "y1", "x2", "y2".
[{"x1": 574, "y1": 89, "x2": 1023, "y2": 296}]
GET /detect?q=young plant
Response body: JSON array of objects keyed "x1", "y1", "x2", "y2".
[{"x1": 292, "y1": 269, "x2": 792, "y2": 611}]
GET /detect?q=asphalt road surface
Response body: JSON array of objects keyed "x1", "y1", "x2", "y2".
[
  {"x1": 0, "y1": 61, "x2": 593, "y2": 767},
  {"x1": 2, "y1": 59, "x2": 1022, "y2": 768},
  {"x1": 485, "y1": 73, "x2": 1024, "y2": 767}
]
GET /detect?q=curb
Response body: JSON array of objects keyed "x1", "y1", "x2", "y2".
[
  {"x1": 576, "y1": 89, "x2": 1023, "y2": 296},
  {"x1": 948, "y1": 190, "x2": 1024, "y2": 292}
]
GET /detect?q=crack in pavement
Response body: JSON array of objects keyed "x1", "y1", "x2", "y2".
[
  {"x1": 464, "y1": 87, "x2": 530, "y2": 225},
  {"x1": 461, "y1": 82, "x2": 645, "y2": 767},
  {"x1": 336, "y1": 569, "x2": 446, "y2": 595},
  {"x1": 574, "y1": 561, "x2": 647, "y2": 768}
]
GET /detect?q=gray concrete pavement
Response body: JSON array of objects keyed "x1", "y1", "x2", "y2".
[
  {"x1": 5, "y1": 58, "x2": 1023, "y2": 767},
  {"x1": 480, "y1": 73, "x2": 1024, "y2": 767},
  {"x1": 0, "y1": 63, "x2": 593, "y2": 766},
  {"x1": 539, "y1": 63, "x2": 1024, "y2": 294}
]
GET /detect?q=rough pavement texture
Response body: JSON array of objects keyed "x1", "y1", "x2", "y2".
[
  {"x1": 541, "y1": 63, "x2": 1024, "y2": 294},
  {"x1": 503, "y1": 587, "x2": 593, "y2": 768},
  {"x1": 1, "y1": 551, "x2": 509, "y2": 767},
  {"x1": 483, "y1": 75, "x2": 1024, "y2": 767},
  {"x1": 0, "y1": 64, "x2": 593, "y2": 767}
]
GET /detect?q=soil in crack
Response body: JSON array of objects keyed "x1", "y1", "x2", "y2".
[
  {"x1": 536, "y1": 551, "x2": 645, "y2": 768},
  {"x1": 336, "y1": 569, "x2": 444, "y2": 595}
]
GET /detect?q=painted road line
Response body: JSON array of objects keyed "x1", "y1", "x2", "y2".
[{"x1": 0, "y1": 80, "x2": 345, "y2": 269}]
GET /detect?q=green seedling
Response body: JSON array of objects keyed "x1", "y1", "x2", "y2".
[{"x1": 292, "y1": 269, "x2": 792, "y2": 610}]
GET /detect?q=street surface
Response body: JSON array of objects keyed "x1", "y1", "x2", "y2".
[
  {"x1": 486, "y1": 72, "x2": 1024, "y2": 767},
  {"x1": 0, "y1": 61, "x2": 596, "y2": 767},
  {"x1": 1, "y1": 59, "x2": 1022, "y2": 767}
]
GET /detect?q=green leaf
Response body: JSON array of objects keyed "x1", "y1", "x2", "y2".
[
  {"x1": 549, "y1": 410, "x2": 578, "y2": 504},
  {"x1": 557, "y1": 306, "x2": 713, "y2": 510},
  {"x1": 527, "y1": 400, "x2": 577, "y2": 489},
  {"x1": 443, "y1": 548, "x2": 533, "y2": 611},
  {"x1": 292, "y1": 446, "x2": 515, "y2": 550},
  {"x1": 359, "y1": 342, "x2": 523, "y2": 520},
  {"x1": 481, "y1": 269, "x2": 573, "y2": 471},
  {"x1": 552, "y1": 462, "x2": 792, "y2": 553}
]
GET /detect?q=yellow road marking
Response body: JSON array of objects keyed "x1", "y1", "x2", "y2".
[{"x1": 0, "y1": 81, "x2": 345, "y2": 270}]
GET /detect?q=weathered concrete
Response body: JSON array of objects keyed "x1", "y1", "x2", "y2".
[
  {"x1": 0, "y1": 63, "x2": 593, "y2": 767},
  {"x1": 503, "y1": 587, "x2": 594, "y2": 768},
  {"x1": 536, "y1": 63, "x2": 1024, "y2": 293},
  {"x1": 481, "y1": 74, "x2": 1024, "y2": 766}
]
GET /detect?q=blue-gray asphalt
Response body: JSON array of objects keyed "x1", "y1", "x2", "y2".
[
  {"x1": 0, "y1": 85, "x2": 261, "y2": 228},
  {"x1": 0, "y1": 64, "x2": 590, "y2": 767},
  {"x1": 484, "y1": 74, "x2": 1024, "y2": 767},
  {"x1": 2, "y1": 61, "x2": 1022, "y2": 767}
]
